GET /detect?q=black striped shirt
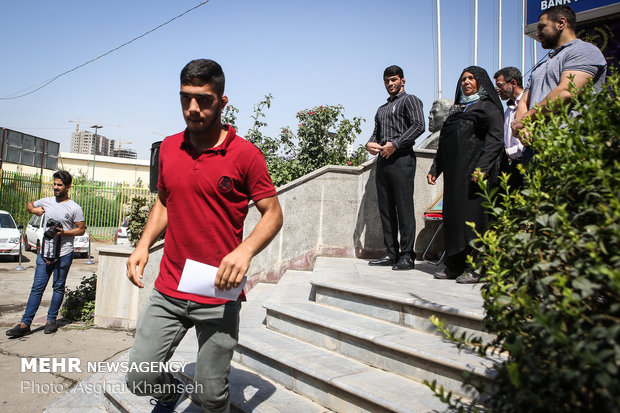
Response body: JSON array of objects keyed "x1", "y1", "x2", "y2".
[{"x1": 369, "y1": 91, "x2": 425, "y2": 151}]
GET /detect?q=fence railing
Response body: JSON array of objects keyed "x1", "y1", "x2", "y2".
[{"x1": 0, "y1": 170, "x2": 157, "y2": 241}]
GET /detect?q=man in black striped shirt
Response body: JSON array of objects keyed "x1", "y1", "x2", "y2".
[{"x1": 366, "y1": 65, "x2": 425, "y2": 271}]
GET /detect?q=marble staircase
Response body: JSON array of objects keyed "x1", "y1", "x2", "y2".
[{"x1": 46, "y1": 257, "x2": 499, "y2": 413}]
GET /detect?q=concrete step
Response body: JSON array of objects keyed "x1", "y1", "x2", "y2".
[
  {"x1": 265, "y1": 300, "x2": 498, "y2": 400},
  {"x1": 52, "y1": 283, "x2": 332, "y2": 413},
  {"x1": 263, "y1": 266, "x2": 499, "y2": 400},
  {"x1": 235, "y1": 326, "x2": 449, "y2": 413},
  {"x1": 235, "y1": 271, "x2": 451, "y2": 412},
  {"x1": 310, "y1": 257, "x2": 492, "y2": 341}
]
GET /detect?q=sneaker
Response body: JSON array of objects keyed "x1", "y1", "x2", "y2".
[
  {"x1": 433, "y1": 269, "x2": 461, "y2": 280},
  {"x1": 44, "y1": 321, "x2": 58, "y2": 334},
  {"x1": 456, "y1": 272, "x2": 481, "y2": 284},
  {"x1": 149, "y1": 377, "x2": 184, "y2": 413},
  {"x1": 6, "y1": 323, "x2": 30, "y2": 337}
]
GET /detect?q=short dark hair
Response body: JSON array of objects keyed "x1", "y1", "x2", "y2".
[
  {"x1": 53, "y1": 170, "x2": 72, "y2": 186},
  {"x1": 180, "y1": 59, "x2": 225, "y2": 96},
  {"x1": 494, "y1": 66, "x2": 523, "y2": 88},
  {"x1": 383, "y1": 65, "x2": 404, "y2": 79},
  {"x1": 540, "y1": 5, "x2": 577, "y2": 30}
]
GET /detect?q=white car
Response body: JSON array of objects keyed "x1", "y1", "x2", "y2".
[
  {"x1": 0, "y1": 210, "x2": 22, "y2": 261},
  {"x1": 24, "y1": 213, "x2": 90, "y2": 258},
  {"x1": 113, "y1": 217, "x2": 131, "y2": 245}
]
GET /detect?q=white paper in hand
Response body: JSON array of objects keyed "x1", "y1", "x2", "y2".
[{"x1": 177, "y1": 259, "x2": 246, "y2": 300}]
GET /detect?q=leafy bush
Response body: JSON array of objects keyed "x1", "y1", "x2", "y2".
[
  {"x1": 223, "y1": 95, "x2": 368, "y2": 188},
  {"x1": 429, "y1": 71, "x2": 620, "y2": 412},
  {"x1": 61, "y1": 274, "x2": 97, "y2": 324}
]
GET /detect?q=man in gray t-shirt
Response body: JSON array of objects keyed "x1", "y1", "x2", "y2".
[
  {"x1": 5, "y1": 170, "x2": 85, "y2": 338},
  {"x1": 35, "y1": 196, "x2": 84, "y2": 259},
  {"x1": 511, "y1": 5, "x2": 607, "y2": 141}
]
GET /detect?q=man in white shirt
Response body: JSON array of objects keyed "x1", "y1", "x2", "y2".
[{"x1": 494, "y1": 66, "x2": 525, "y2": 189}]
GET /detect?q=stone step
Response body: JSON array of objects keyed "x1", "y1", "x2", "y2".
[
  {"x1": 265, "y1": 300, "x2": 498, "y2": 400},
  {"x1": 49, "y1": 283, "x2": 332, "y2": 413},
  {"x1": 237, "y1": 273, "x2": 451, "y2": 412},
  {"x1": 310, "y1": 257, "x2": 492, "y2": 341},
  {"x1": 99, "y1": 334, "x2": 330, "y2": 413},
  {"x1": 263, "y1": 267, "x2": 498, "y2": 400},
  {"x1": 235, "y1": 326, "x2": 450, "y2": 413}
]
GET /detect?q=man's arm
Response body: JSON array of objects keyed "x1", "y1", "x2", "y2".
[
  {"x1": 26, "y1": 201, "x2": 44, "y2": 216},
  {"x1": 514, "y1": 90, "x2": 530, "y2": 120},
  {"x1": 58, "y1": 221, "x2": 86, "y2": 237},
  {"x1": 511, "y1": 71, "x2": 593, "y2": 136},
  {"x1": 215, "y1": 195, "x2": 283, "y2": 290},
  {"x1": 126, "y1": 190, "x2": 169, "y2": 288},
  {"x1": 366, "y1": 113, "x2": 382, "y2": 156}
]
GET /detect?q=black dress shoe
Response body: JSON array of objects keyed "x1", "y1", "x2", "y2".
[
  {"x1": 392, "y1": 256, "x2": 414, "y2": 271},
  {"x1": 44, "y1": 321, "x2": 58, "y2": 334},
  {"x1": 369, "y1": 256, "x2": 396, "y2": 266},
  {"x1": 6, "y1": 323, "x2": 30, "y2": 337}
]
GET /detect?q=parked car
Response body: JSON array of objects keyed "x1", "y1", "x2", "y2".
[
  {"x1": 0, "y1": 210, "x2": 22, "y2": 261},
  {"x1": 24, "y1": 213, "x2": 90, "y2": 258},
  {"x1": 114, "y1": 217, "x2": 131, "y2": 245}
]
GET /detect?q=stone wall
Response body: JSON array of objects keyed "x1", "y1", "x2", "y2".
[{"x1": 94, "y1": 150, "x2": 443, "y2": 328}]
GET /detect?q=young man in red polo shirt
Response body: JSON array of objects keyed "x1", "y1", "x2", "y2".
[{"x1": 125, "y1": 59, "x2": 283, "y2": 413}]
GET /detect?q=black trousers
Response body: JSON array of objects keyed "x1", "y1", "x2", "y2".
[{"x1": 375, "y1": 151, "x2": 416, "y2": 260}]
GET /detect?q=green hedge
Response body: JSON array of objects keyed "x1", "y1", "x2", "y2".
[{"x1": 430, "y1": 70, "x2": 620, "y2": 412}]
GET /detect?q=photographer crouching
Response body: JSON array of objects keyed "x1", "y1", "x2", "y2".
[{"x1": 6, "y1": 171, "x2": 85, "y2": 337}]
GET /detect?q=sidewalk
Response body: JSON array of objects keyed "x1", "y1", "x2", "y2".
[{"x1": 0, "y1": 243, "x2": 135, "y2": 413}]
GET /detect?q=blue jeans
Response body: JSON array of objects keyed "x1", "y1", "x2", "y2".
[{"x1": 21, "y1": 253, "x2": 73, "y2": 326}]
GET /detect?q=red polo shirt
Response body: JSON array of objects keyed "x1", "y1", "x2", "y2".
[{"x1": 155, "y1": 125, "x2": 276, "y2": 304}]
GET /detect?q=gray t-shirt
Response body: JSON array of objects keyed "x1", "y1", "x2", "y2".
[
  {"x1": 526, "y1": 38, "x2": 607, "y2": 107},
  {"x1": 34, "y1": 197, "x2": 85, "y2": 258}
]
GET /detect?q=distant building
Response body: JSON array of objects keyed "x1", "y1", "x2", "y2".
[
  {"x1": 71, "y1": 130, "x2": 115, "y2": 156},
  {"x1": 113, "y1": 148, "x2": 138, "y2": 159}
]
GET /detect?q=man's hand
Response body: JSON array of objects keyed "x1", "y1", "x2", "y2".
[
  {"x1": 126, "y1": 247, "x2": 148, "y2": 288},
  {"x1": 427, "y1": 174, "x2": 437, "y2": 185},
  {"x1": 511, "y1": 114, "x2": 532, "y2": 145},
  {"x1": 380, "y1": 141, "x2": 396, "y2": 159},
  {"x1": 510, "y1": 114, "x2": 529, "y2": 142},
  {"x1": 366, "y1": 142, "x2": 382, "y2": 156},
  {"x1": 214, "y1": 195, "x2": 282, "y2": 292},
  {"x1": 214, "y1": 245, "x2": 252, "y2": 291},
  {"x1": 57, "y1": 221, "x2": 86, "y2": 237}
]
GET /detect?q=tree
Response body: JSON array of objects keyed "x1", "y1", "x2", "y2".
[{"x1": 225, "y1": 95, "x2": 367, "y2": 188}]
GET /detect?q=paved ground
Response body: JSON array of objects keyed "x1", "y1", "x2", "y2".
[{"x1": 0, "y1": 243, "x2": 135, "y2": 412}]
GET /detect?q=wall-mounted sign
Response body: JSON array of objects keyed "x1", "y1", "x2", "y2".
[
  {"x1": 526, "y1": 0, "x2": 620, "y2": 35},
  {"x1": 0, "y1": 128, "x2": 59, "y2": 171}
]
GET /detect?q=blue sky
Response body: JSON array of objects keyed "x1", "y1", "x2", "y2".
[{"x1": 0, "y1": 0, "x2": 540, "y2": 159}]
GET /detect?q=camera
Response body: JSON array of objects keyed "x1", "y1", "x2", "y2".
[{"x1": 44, "y1": 218, "x2": 62, "y2": 239}]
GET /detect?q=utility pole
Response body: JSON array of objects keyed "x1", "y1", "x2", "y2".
[
  {"x1": 499, "y1": 0, "x2": 502, "y2": 70},
  {"x1": 474, "y1": 0, "x2": 479, "y2": 66},
  {"x1": 90, "y1": 125, "x2": 103, "y2": 182},
  {"x1": 437, "y1": 0, "x2": 443, "y2": 98}
]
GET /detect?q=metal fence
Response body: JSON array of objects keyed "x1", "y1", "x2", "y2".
[{"x1": 0, "y1": 170, "x2": 156, "y2": 241}]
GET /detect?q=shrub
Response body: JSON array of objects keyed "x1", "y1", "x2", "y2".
[
  {"x1": 428, "y1": 71, "x2": 620, "y2": 412},
  {"x1": 224, "y1": 95, "x2": 368, "y2": 188},
  {"x1": 61, "y1": 274, "x2": 97, "y2": 324}
]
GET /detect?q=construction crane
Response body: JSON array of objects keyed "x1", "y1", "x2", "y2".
[
  {"x1": 68, "y1": 120, "x2": 121, "y2": 132},
  {"x1": 115, "y1": 141, "x2": 132, "y2": 151}
]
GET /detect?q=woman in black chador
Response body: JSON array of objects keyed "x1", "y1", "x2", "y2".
[{"x1": 427, "y1": 66, "x2": 504, "y2": 283}]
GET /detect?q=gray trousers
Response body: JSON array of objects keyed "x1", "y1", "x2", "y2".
[{"x1": 126, "y1": 289, "x2": 241, "y2": 413}]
